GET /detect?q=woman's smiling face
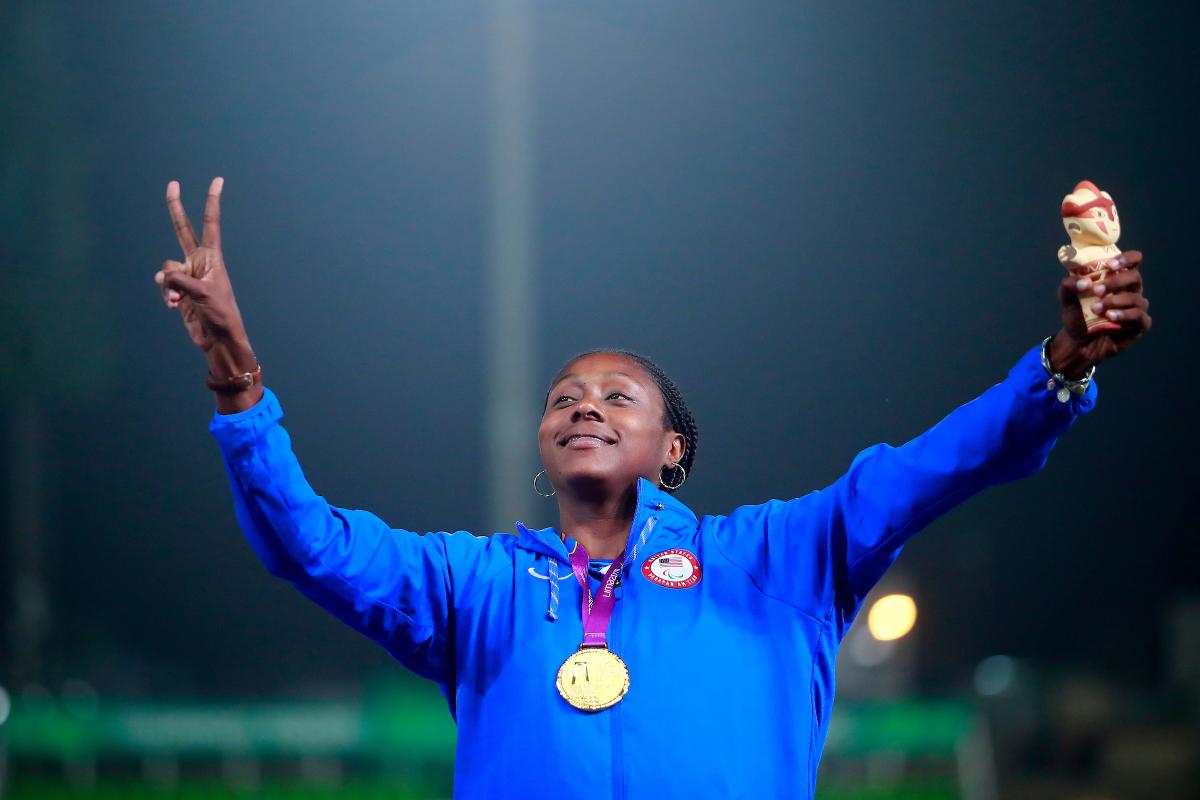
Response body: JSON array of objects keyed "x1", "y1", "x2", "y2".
[{"x1": 538, "y1": 352, "x2": 684, "y2": 495}]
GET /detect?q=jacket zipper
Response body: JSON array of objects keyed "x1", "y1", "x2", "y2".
[
  {"x1": 610, "y1": 578, "x2": 625, "y2": 800},
  {"x1": 611, "y1": 506, "x2": 661, "y2": 799}
]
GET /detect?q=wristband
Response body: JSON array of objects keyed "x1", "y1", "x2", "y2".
[{"x1": 206, "y1": 361, "x2": 262, "y2": 395}]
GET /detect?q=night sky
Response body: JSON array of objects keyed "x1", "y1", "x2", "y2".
[{"x1": 3, "y1": 2, "x2": 1196, "y2": 698}]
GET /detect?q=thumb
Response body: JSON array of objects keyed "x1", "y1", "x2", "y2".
[{"x1": 156, "y1": 260, "x2": 208, "y2": 300}]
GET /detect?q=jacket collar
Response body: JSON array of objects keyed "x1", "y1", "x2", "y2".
[{"x1": 514, "y1": 476, "x2": 698, "y2": 562}]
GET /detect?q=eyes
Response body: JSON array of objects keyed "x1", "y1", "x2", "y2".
[{"x1": 553, "y1": 391, "x2": 632, "y2": 406}]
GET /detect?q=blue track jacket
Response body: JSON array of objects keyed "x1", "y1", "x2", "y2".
[{"x1": 209, "y1": 341, "x2": 1097, "y2": 799}]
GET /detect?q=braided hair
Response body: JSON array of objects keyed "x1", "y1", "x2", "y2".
[{"x1": 543, "y1": 349, "x2": 699, "y2": 494}]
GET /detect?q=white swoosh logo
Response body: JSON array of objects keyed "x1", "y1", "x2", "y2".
[{"x1": 527, "y1": 567, "x2": 573, "y2": 582}]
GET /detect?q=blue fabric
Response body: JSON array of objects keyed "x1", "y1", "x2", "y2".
[{"x1": 208, "y1": 342, "x2": 1096, "y2": 799}]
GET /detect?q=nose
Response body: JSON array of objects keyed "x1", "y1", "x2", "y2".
[{"x1": 572, "y1": 393, "x2": 604, "y2": 421}]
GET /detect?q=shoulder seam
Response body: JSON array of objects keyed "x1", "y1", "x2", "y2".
[
  {"x1": 706, "y1": 520, "x2": 828, "y2": 627},
  {"x1": 456, "y1": 538, "x2": 516, "y2": 612}
]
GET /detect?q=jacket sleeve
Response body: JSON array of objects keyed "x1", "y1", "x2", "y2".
[
  {"x1": 712, "y1": 341, "x2": 1098, "y2": 629},
  {"x1": 208, "y1": 387, "x2": 496, "y2": 686}
]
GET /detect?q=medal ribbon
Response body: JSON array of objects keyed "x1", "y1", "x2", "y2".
[{"x1": 567, "y1": 542, "x2": 624, "y2": 649}]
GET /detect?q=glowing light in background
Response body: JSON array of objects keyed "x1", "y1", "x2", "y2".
[
  {"x1": 867, "y1": 594, "x2": 917, "y2": 641},
  {"x1": 973, "y1": 654, "x2": 1016, "y2": 697},
  {"x1": 484, "y1": 0, "x2": 538, "y2": 533}
]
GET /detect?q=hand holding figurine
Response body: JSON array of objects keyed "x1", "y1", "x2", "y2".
[
  {"x1": 1050, "y1": 181, "x2": 1150, "y2": 377},
  {"x1": 1058, "y1": 181, "x2": 1127, "y2": 334}
]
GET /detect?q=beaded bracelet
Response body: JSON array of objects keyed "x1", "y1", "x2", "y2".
[{"x1": 1039, "y1": 336, "x2": 1094, "y2": 403}]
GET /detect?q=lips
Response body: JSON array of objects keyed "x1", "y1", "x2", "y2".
[
  {"x1": 559, "y1": 431, "x2": 616, "y2": 447},
  {"x1": 564, "y1": 436, "x2": 609, "y2": 449}
]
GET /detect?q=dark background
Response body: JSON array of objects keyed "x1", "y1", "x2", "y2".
[{"x1": 3, "y1": 1, "x2": 1196, "y2": 700}]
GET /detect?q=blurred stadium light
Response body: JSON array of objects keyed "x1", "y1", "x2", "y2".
[
  {"x1": 868, "y1": 594, "x2": 918, "y2": 642},
  {"x1": 973, "y1": 655, "x2": 1016, "y2": 698},
  {"x1": 840, "y1": 578, "x2": 919, "y2": 699}
]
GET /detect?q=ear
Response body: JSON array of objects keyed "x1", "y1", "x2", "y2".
[{"x1": 664, "y1": 430, "x2": 687, "y2": 465}]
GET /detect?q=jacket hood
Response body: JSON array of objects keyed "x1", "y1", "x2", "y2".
[{"x1": 514, "y1": 476, "x2": 699, "y2": 563}]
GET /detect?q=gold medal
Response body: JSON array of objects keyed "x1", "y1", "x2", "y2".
[{"x1": 556, "y1": 647, "x2": 630, "y2": 711}]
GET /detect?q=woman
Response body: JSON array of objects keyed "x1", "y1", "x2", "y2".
[{"x1": 156, "y1": 177, "x2": 1150, "y2": 799}]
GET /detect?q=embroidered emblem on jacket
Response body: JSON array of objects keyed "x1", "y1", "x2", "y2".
[{"x1": 641, "y1": 549, "x2": 702, "y2": 589}]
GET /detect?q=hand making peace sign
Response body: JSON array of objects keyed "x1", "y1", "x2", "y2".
[{"x1": 156, "y1": 177, "x2": 248, "y2": 353}]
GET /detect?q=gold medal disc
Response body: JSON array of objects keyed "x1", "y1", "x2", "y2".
[{"x1": 556, "y1": 647, "x2": 630, "y2": 711}]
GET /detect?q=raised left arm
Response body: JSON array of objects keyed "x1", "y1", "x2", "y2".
[{"x1": 712, "y1": 251, "x2": 1151, "y2": 626}]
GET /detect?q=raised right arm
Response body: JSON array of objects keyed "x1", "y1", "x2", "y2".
[
  {"x1": 155, "y1": 178, "x2": 495, "y2": 686},
  {"x1": 209, "y1": 388, "x2": 494, "y2": 684}
]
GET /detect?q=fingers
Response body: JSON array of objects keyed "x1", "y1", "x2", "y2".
[
  {"x1": 1090, "y1": 290, "x2": 1148, "y2": 312},
  {"x1": 156, "y1": 260, "x2": 187, "y2": 308},
  {"x1": 1116, "y1": 249, "x2": 1142, "y2": 270},
  {"x1": 1089, "y1": 291, "x2": 1151, "y2": 333},
  {"x1": 1062, "y1": 261, "x2": 1144, "y2": 308},
  {"x1": 1100, "y1": 305, "x2": 1152, "y2": 336},
  {"x1": 155, "y1": 260, "x2": 206, "y2": 307},
  {"x1": 1097, "y1": 265, "x2": 1143, "y2": 296},
  {"x1": 1060, "y1": 272, "x2": 1089, "y2": 309},
  {"x1": 165, "y1": 180, "x2": 199, "y2": 256},
  {"x1": 202, "y1": 176, "x2": 224, "y2": 250}
]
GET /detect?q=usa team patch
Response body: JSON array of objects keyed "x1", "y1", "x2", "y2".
[{"x1": 641, "y1": 548, "x2": 702, "y2": 589}]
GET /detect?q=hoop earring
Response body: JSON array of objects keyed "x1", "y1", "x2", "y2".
[
  {"x1": 660, "y1": 462, "x2": 687, "y2": 491},
  {"x1": 533, "y1": 469, "x2": 556, "y2": 497}
]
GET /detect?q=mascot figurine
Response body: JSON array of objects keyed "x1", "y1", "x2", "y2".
[{"x1": 1058, "y1": 180, "x2": 1124, "y2": 333}]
